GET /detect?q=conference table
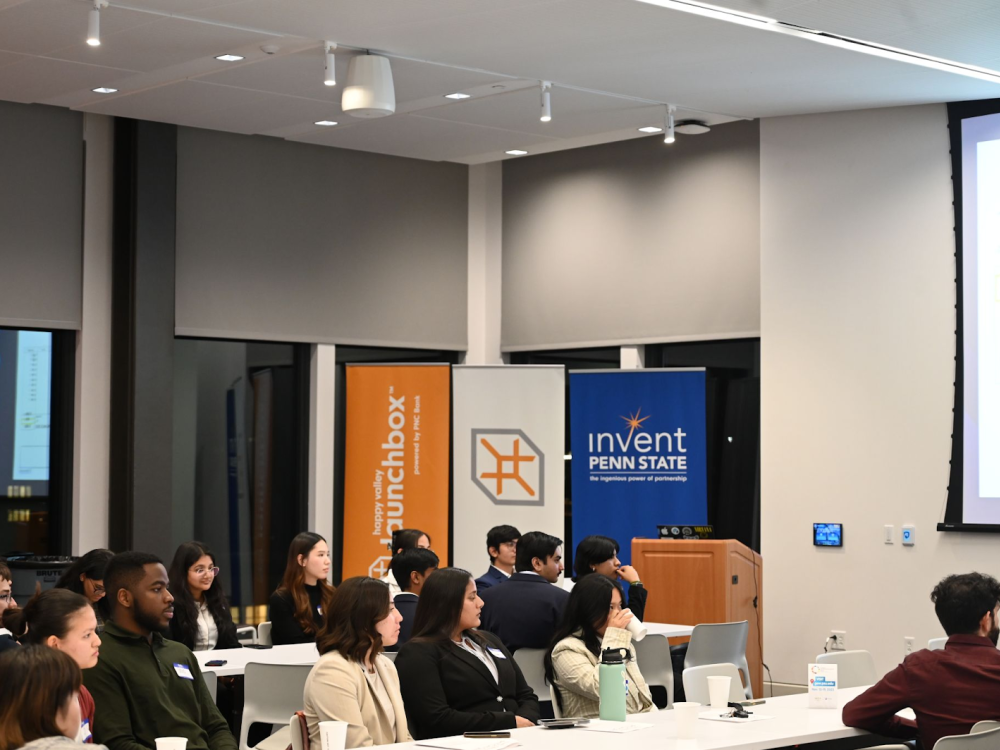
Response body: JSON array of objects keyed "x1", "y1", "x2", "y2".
[
  {"x1": 385, "y1": 685, "x2": 882, "y2": 750},
  {"x1": 195, "y1": 622, "x2": 695, "y2": 677}
]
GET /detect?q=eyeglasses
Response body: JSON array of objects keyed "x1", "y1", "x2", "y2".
[
  {"x1": 192, "y1": 567, "x2": 220, "y2": 577},
  {"x1": 92, "y1": 584, "x2": 106, "y2": 595}
]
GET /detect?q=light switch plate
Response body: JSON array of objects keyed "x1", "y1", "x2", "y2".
[
  {"x1": 884, "y1": 525, "x2": 894, "y2": 544},
  {"x1": 902, "y1": 524, "x2": 915, "y2": 546}
]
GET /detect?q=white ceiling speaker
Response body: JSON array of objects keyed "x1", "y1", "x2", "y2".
[
  {"x1": 342, "y1": 54, "x2": 395, "y2": 118},
  {"x1": 675, "y1": 120, "x2": 711, "y2": 135}
]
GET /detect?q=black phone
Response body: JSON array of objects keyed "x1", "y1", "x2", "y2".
[
  {"x1": 205, "y1": 659, "x2": 227, "y2": 666},
  {"x1": 463, "y1": 732, "x2": 511, "y2": 738},
  {"x1": 243, "y1": 644, "x2": 273, "y2": 649}
]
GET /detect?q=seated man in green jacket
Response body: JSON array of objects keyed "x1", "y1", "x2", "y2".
[{"x1": 84, "y1": 551, "x2": 237, "y2": 750}]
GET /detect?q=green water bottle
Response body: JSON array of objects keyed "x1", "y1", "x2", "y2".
[{"x1": 599, "y1": 647, "x2": 628, "y2": 722}]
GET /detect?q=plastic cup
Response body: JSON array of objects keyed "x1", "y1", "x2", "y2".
[
  {"x1": 707, "y1": 675, "x2": 732, "y2": 708},
  {"x1": 155, "y1": 739, "x2": 187, "y2": 750},
  {"x1": 319, "y1": 721, "x2": 348, "y2": 750},
  {"x1": 625, "y1": 617, "x2": 647, "y2": 642},
  {"x1": 673, "y1": 701, "x2": 701, "y2": 739}
]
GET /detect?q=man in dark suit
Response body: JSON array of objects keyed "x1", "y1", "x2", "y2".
[
  {"x1": 475, "y1": 525, "x2": 520, "y2": 595},
  {"x1": 479, "y1": 531, "x2": 568, "y2": 653},
  {"x1": 387, "y1": 547, "x2": 439, "y2": 650},
  {"x1": 844, "y1": 572, "x2": 1000, "y2": 750}
]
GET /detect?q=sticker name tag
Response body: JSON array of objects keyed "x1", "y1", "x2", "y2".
[
  {"x1": 487, "y1": 647, "x2": 506, "y2": 659},
  {"x1": 173, "y1": 663, "x2": 194, "y2": 680}
]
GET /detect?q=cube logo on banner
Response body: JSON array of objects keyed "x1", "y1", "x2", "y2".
[{"x1": 471, "y1": 428, "x2": 544, "y2": 505}]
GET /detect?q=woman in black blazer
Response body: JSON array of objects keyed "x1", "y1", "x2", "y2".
[{"x1": 394, "y1": 568, "x2": 540, "y2": 739}]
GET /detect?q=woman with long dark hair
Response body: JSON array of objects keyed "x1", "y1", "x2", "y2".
[
  {"x1": 3, "y1": 589, "x2": 103, "y2": 742},
  {"x1": 394, "y1": 568, "x2": 539, "y2": 739},
  {"x1": 571, "y1": 535, "x2": 647, "y2": 621},
  {"x1": 270, "y1": 532, "x2": 335, "y2": 645},
  {"x1": 544, "y1": 575, "x2": 654, "y2": 718},
  {"x1": 384, "y1": 528, "x2": 431, "y2": 598},
  {"x1": 302, "y1": 577, "x2": 410, "y2": 749},
  {"x1": 167, "y1": 542, "x2": 240, "y2": 651},
  {"x1": 0, "y1": 646, "x2": 107, "y2": 750},
  {"x1": 55, "y1": 550, "x2": 113, "y2": 632}
]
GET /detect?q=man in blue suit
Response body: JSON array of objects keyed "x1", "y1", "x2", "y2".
[
  {"x1": 386, "y1": 547, "x2": 439, "y2": 650},
  {"x1": 475, "y1": 525, "x2": 520, "y2": 595},
  {"x1": 479, "y1": 531, "x2": 568, "y2": 653}
]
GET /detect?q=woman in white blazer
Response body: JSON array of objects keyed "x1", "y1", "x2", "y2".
[
  {"x1": 544, "y1": 575, "x2": 655, "y2": 718},
  {"x1": 303, "y1": 577, "x2": 411, "y2": 749}
]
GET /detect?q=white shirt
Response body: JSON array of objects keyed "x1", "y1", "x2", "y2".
[
  {"x1": 490, "y1": 565, "x2": 512, "y2": 579},
  {"x1": 456, "y1": 637, "x2": 500, "y2": 684},
  {"x1": 195, "y1": 600, "x2": 218, "y2": 651},
  {"x1": 384, "y1": 570, "x2": 402, "y2": 599}
]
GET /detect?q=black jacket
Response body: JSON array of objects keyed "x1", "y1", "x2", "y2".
[
  {"x1": 269, "y1": 584, "x2": 324, "y2": 645},
  {"x1": 388, "y1": 592, "x2": 419, "y2": 651},
  {"x1": 478, "y1": 573, "x2": 569, "y2": 652},
  {"x1": 395, "y1": 631, "x2": 540, "y2": 739}
]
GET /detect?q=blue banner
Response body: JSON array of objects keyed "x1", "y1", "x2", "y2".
[{"x1": 570, "y1": 369, "x2": 708, "y2": 566}]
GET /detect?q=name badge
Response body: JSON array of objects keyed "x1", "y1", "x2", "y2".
[
  {"x1": 487, "y1": 647, "x2": 506, "y2": 660},
  {"x1": 173, "y1": 663, "x2": 194, "y2": 680},
  {"x1": 76, "y1": 719, "x2": 92, "y2": 743}
]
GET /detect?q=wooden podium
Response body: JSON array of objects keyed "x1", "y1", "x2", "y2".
[{"x1": 632, "y1": 538, "x2": 763, "y2": 697}]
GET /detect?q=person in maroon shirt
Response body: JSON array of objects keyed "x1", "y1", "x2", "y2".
[{"x1": 843, "y1": 572, "x2": 1000, "y2": 749}]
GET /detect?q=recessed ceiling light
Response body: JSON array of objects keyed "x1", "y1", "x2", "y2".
[
  {"x1": 445, "y1": 93, "x2": 471, "y2": 100},
  {"x1": 505, "y1": 150, "x2": 528, "y2": 156},
  {"x1": 314, "y1": 120, "x2": 338, "y2": 127},
  {"x1": 215, "y1": 54, "x2": 244, "y2": 62},
  {"x1": 638, "y1": 126, "x2": 663, "y2": 133},
  {"x1": 92, "y1": 87, "x2": 117, "y2": 94}
]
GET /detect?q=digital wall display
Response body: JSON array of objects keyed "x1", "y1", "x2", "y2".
[
  {"x1": 813, "y1": 523, "x2": 843, "y2": 547},
  {"x1": 0, "y1": 330, "x2": 52, "y2": 497}
]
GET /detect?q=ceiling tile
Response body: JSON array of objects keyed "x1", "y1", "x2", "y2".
[
  {"x1": 0, "y1": 0, "x2": 153, "y2": 56},
  {"x1": 0, "y1": 55, "x2": 136, "y2": 103}
]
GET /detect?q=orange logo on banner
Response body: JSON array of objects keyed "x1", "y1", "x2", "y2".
[{"x1": 342, "y1": 365, "x2": 450, "y2": 579}]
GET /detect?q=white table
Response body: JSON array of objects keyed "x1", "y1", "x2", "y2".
[
  {"x1": 389, "y1": 686, "x2": 878, "y2": 750},
  {"x1": 194, "y1": 623, "x2": 692, "y2": 677},
  {"x1": 195, "y1": 643, "x2": 319, "y2": 677}
]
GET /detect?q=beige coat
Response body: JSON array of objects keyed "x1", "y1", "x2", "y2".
[
  {"x1": 303, "y1": 650, "x2": 412, "y2": 749},
  {"x1": 550, "y1": 627, "x2": 656, "y2": 718}
]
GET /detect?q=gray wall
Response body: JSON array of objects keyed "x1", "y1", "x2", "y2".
[
  {"x1": 501, "y1": 120, "x2": 761, "y2": 351},
  {"x1": 175, "y1": 128, "x2": 470, "y2": 349},
  {"x1": 0, "y1": 102, "x2": 83, "y2": 329}
]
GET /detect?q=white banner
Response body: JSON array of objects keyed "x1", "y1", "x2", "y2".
[{"x1": 452, "y1": 365, "x2": 566, "y2": 575}]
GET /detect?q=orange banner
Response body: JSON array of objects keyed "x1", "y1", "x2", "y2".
[{"x1": 343, "y1": 364, "x2": 450, "y2": 579}]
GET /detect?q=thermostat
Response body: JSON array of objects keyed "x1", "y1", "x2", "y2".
[{"x1": 902, "y1": 525, "x2": 915, "y2": 546}]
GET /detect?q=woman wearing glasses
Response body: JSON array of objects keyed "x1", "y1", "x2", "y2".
[{"x1": 167, "y1": 541, "x2": 241, "y2": 651}]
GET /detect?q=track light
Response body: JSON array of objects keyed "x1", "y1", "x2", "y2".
[
  {"x1": 324, "y1": 42, "x2": 337, "y2": 87},
  {"x1": 540, "y1": 81, "x2": 552, "y2": 123},
  {"x1": 664, "y1": 105, "x2": 676, "y2": 144},
  {"x1": 87, "y1": 0, "x2": 107, "y2": 47}
]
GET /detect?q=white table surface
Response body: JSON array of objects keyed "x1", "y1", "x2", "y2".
[
  {"x1": 390, "y1": 686, "x2": 876, "y2": 750},
  {"x1": 194, "y1": 623, "x2": 693, "y2": 677}
]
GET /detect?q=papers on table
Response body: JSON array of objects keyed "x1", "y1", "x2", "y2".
[
  {"x1": 580, "y1": 720, "x2": 654, "y2": 733},
  {"x1": 698, "y1": 710, "x2": 774, "y2": 724},
  {"x1": 415, "y1": 739, "x2": 518, "y2": 750}
]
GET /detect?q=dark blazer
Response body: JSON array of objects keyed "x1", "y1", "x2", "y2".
[
  {"x1": 479, "y1": 573, "x2": 569, "y2": 653},
  {"x1": 389, "y1": 592, "x2": 419, "y2": 651},
  {"x1": 395, "y1": 631, "x2": 539, "y2": 739},
  {"x1": 269, "y1": 584, "x2": 324, "y2": 645},
  {"x1": 0, "y1": 633, "x2": 18, "y2": 653},
  {"x1": 475, "y1": 566, "x2": 509, "y2": 596}
]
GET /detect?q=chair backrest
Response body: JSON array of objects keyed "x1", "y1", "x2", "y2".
[
  {"x1": 972, "y1": 720, "x2": 1000, "y2": 734},
  {"x1": 258, "y1": 621, "x2": 273, "y2": 646},
  {"x1": 383, "y1": 650, "x2": 397, "y2": 662},
  {"x1": 814, "y1": 650, "x2": 877, "y2": 689},
  {"x1": 549, "y1": 684, "x2": 563, "y2": 719},
  {"x1": 202, "y1": 670, "x2": 217, "y2": 703},
  {"x1": 928, "y1": 637, "x2": 948, "y2": 651},
  {"x1": 512, "y1": 648, "x2": 549, "y2": 704},
  {"x1": 684, "y1": 621, "x2": 752, "y2": 699},
  {"x1": 236, "y1": 625, "x2": 258, "y2": 645},
  {"x1": 934, "y1": 726, "x2": 1000, "y2": 749},
  {"x1": 239, "y1": 663, "x2": 313, "y2": 750},
  {"x1": 682, "y1": 663, "x2": 746, "y2": 706},
  {"x1": 633, "y1": 633, "x2": 674, "y2": 707},
  {"x1": 289, "y1": 712, "x2": 309, "y2": 750}
]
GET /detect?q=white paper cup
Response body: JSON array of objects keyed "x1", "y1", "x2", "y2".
[
  {"x1": 319, "y1": 721, "x2": 348, "y2": 750},
  {"x1": 155, "y1": 738, "x2": 187, "y2": 750},
  {"x1": 673, "y1": 701, "x2": 701, "y2": 739},
  {"x1": 625, "y1": 616, "x2": 647, "y2": 642},
  {"x1": 707, "y1": 675, "x2": 732, "y2": 708}
]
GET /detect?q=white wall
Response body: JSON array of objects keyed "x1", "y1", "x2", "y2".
[{"x1": 760, "y1": 103, "x2": 998, "y2": 685}]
